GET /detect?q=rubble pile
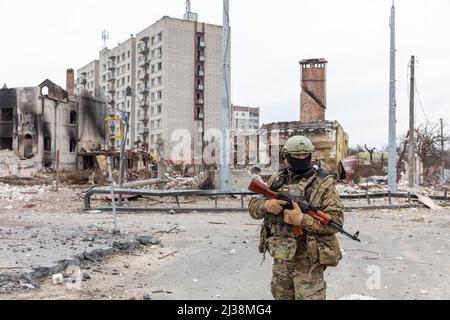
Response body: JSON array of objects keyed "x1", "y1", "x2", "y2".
[{"x1": 0, "y1": 182, "x2": 50, "y2": 203}]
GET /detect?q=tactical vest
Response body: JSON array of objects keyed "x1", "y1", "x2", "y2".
[
  {"x1": 259, "y1": 167, "x2": 343, "y2": 267},
  {"x1": 265, "y1": 169, "x2": 318, "y2": 239}
]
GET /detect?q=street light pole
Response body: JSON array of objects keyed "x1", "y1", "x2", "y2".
[
  {"x1": 388, "y1": 0, "x2": 398, "y2": 192},
  {"x1": 219, "y1": 0, "x2": 231, "y2": 192}
]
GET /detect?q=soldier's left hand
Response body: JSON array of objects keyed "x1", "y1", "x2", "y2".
[{"x1": 284, "y1": 202, "x2": 304, "y2": 226}]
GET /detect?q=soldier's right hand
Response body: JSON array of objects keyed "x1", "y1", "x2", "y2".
[{"x1": 264, "y1": 200, "x2": 288, "y2": 215}]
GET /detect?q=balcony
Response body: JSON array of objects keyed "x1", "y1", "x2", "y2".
[
  {"x1": 139, "y1": 73, "x2": 149, "y2": 81},
  {"x1": 138, "y1": 113, "x2": 149, "y2": 121},
  {"x1": 107, "y1": 86, "x2": 115, "y2": 94},
  {"x1": 138, "y1": 127, "x2": 149, "y2": 135},
  {"x1": 198, "y1": 70, "x2": 204, "y2": 77},
  {"x1": 139, "y1": 87, "x2": 150, "y2": 95},
  {"x1": 197, "y1": 98, "x2": 204, "y2": 104},
  {"x1": 107, "y1": 97, "x2": 115, "y2": 104},
  {"x1": 107, "y1": 63, "x2": 115, "y2": 71},
  {"x1": 198, "y1": 56, "x2": 205, "y2": 62},
  {"x1": 197, "y1": 112, "x2": 204, "y2": 120},
  {"x1": 198, "y1": 41, "x2": 206, "y2": 48},
  {"x1": 197, "y1": 84, "x2": 204, "y2": 91},
  {"x1": 138, "y1": 59, "x2": 150, "y2": 68},
  {"x1": 139, "y1": 46, "x2": 149, "y2": 55},
  {"x1": 140, "y1": 101, "x2": 149, "y2": 108}
]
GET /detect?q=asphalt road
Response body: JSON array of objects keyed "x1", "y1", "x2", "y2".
[{"x1": 2, "y1": 205, "x2": 449, "y2": 300}]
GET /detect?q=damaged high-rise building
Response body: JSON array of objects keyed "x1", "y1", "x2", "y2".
[
  {"x1": 0, "y1": 70, "x2": 106, "y2": 176},
  {"x1": 75, "y1": 11, "x2": 223, "y2": 163}
]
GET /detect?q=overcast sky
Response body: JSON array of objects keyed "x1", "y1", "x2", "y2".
[{"x1": 0, "y1": 0, "x2": 448, "y2": 148}]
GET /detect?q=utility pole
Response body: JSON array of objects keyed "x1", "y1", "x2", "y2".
[
  {"x1": 388, "y1": 0, "x2": 397, "y2": 192},
  {"x1": 219, "y1": 0, "x2": 231, "y2": 192},
  {"x1": 441, "y1": 118, "x2": 445, "y2": 181},
  {"x1": 118, "y1": 88, "x2": 132, "y2": 207},
  {"x1": 408, "y1": 56, "x2": 415, "y2": 188}
]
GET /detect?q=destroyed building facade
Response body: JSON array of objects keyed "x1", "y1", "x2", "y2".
[
  {"x1": 0, "y1": 70, "x2": 106, "y2": 176},
  {"x1": 263, "y1": 58, "x2": 349, "y2": 173}
]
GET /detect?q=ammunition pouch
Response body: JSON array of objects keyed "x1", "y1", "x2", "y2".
[
  {"x1": 310, "y1": 234, "x2": 343, "y2": 267},
  {"x1": 267, "y1": 236, "x2": 298, "y2": 261}
]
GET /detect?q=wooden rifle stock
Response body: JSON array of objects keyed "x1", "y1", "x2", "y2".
[
  {"x1": 248, "y1": 179, "x2": 280, "y2": 200},
  {"x1": 249, "y1": 179, "x2": 361, "y2": 242}
]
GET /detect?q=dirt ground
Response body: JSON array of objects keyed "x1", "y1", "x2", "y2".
[{"x1": 1, "y1": 186, "x2": 450, "y2": 300}]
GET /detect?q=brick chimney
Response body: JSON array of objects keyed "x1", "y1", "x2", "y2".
[
  {"x1": 66, "y1": 68, "x2": 75, "y2": 97},
  {"x1": 299, "y1": 58, "x2": 327, "y2": 123}
]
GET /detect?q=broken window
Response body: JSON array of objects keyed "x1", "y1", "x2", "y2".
[
  {"x1": 69, "y1": 139, "x2": 77, "y2": 153},
  {"x1": 44, "y1": 137, "x2": 51, "y2": 152},
  {"x1": 41, "y1": 86, "x2": 49, "y2": 96},
  {"x1": 24, "y1": 134, "x2": 33, "y2": 159},
  {"x1": 0, "y1": 138, "x2": 13, "y2": 150},
  {"x1": 0, "y1": 108, "x2": 13, "y2": 121},
  {"x1": 70, "y1": 111, "x2": 77, "y2": 125}
]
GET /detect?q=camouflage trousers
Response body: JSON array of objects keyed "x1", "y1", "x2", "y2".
[{"x1": 271, "y1": 248, "x2": 326, "y2": 300}]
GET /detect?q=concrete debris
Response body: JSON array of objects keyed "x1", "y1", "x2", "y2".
[
  {"x1": 411, "y1": 216, "x2": 432, "y2": 223},
  {"x1": 0, "y1": 182, "x2": 51, "y2": 203},
  {"x1": 136, "y1": 236, "x2": 161, "y2": 246},
  {"x1": 417, "y1": 195, "x2": 440, "y2": 210},
  {"x1": 0, "y1": 273, "x2": 39, "y2": 294},
  {"x1": 52, "y1": 273, "x2": 64, "y2": 285},
  {"x1": 88, "y1": 210, "x2": 103, "y2": 215},
  {"x1": 0, "y1": 234, "x2": 161, "y2": 294},
  {"x1": 83, "y1": 273, "x2": 91, "y2": 281}
]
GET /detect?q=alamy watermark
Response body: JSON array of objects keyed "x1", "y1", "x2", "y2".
[
  {"x1": 366, "y1": 265, "x2": 382, "y2": 290},
  {"x1": 169, "y1": 128, "x2": 280, "y2": 170}
]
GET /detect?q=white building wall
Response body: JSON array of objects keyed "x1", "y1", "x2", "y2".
[
  {"x1": 163, "y1": 18, "x2": 196, "y2": 153},
  {"x1": 203, "y1": 23, "x2": 222, "y2": 137},
  {"x1": 134, "y1": 17, "x2": 223, "y2": 164},
  {"x1": 99, "y1": 37, "x2": 136, "y2": 150},
  {"x1": 76, "y1": 60, "x2": 99, "y2": 97}
]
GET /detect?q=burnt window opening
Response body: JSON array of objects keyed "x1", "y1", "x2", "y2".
[
  {"x1": 69, "y1": 139, "x2": 77, "y2": 153},
  {"x1": 41, "y1": 86, "x2": 49, "y2": 96},
  {"x1": 70, "y1": 111, "x2": 77, "y2": 125},
  {"x1": 24, "y1": 134, "x2": 33, "y2": 159},
  {"x1": 44, "y1": 137, "x2": 51, "y2": 152},
  {"x1": 0, "y1": 108, "x2": 13, "y2": 121},
  {"x1": 0, "y1": 138, "x2": 13, "y2": 150}
]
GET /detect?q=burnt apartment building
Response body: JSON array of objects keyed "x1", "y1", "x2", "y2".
[
  {"x1": 0, "y1": 70, "x2": 105, "y2": 176},
  {"x1": 263, "y1": 58, "x2": 349, "y2": 173}
]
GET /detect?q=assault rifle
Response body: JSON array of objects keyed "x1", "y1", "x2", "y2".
[{"x1": 249, "y1": 179, "x2": 361, "y2": 242}]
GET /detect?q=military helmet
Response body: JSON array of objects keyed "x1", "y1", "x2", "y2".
[{"x1": 282, "y1": 135, "x2": 315, "y2": 158}]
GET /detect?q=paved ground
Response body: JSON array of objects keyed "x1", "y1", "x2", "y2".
[{"x1": 1, "y1": 187, "x2": 450, "y2": 300}]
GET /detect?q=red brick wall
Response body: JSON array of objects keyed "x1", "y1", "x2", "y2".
[{"x1": 300, "y1": 60, "x2": 327, "y2": 122}]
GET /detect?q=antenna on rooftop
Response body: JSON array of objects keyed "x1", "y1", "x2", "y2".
[
  {"x1": 102, "y1": 30, "x2": 109, "y2": 49},
  {"x1": 184, "y1": 0, "x2": 198, "y2": 21},
  {"x1": 186, "y1": 0, "x2": 191, "y2": 13}
]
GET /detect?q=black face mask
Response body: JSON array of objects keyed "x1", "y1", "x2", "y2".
[{"x1": 287, "y1": 155, "x2": 313, "y2": 175}]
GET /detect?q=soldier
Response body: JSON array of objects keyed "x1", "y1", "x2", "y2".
[{"x1": 248, "y1": 135, "x2": 344, "y2": 300}]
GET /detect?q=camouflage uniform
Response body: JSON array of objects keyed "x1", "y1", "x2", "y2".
[{"x1": 249, "y1": 166, "x2": 344, "y2": 300}]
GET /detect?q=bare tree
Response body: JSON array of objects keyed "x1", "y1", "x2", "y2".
[
  {"x1": 399, "y1": 121, "x2": 448, "y2": 183},
  {"x1": 348, "y1": 145, "x2": 366, "y2": 156},
  {"x1": 364, "y1": 145, "x2": 376, "y2": 164}
]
